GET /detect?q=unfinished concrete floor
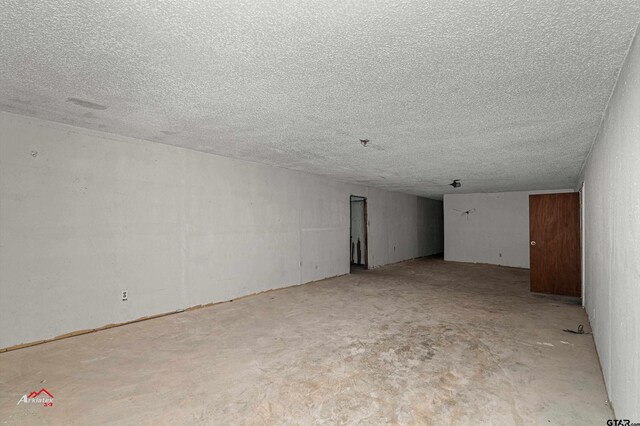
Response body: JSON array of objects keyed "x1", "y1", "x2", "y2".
[{"x1": 0, "y1": 258, "x2": 610, "y2": 425}]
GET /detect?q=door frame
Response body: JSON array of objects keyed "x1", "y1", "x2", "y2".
[{"x1": 349, "y1": 195, "x2": 368, "y2": 269}]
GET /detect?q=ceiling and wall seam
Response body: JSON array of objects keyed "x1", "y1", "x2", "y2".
[
  {"x1": 2, "y1": 110, "x2": 433, "y2": 203},
  {"x1": 575, "y1": 21, "x2": 640, "y2": 186}
]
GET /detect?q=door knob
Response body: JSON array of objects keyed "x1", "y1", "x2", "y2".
[{"x1": 530, "y1": 241, "x2": 536, "y2": 246}]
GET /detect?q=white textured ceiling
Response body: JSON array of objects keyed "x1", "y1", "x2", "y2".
[{"x1": 1, "y1": 1, "x2": 639, "y2": 198}]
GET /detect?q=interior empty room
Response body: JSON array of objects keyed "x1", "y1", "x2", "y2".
[{"x1": 1, "y1": 1, "x2": 639, "y2": 424}]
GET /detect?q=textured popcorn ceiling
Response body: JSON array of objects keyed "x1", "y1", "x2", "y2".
[{"x1": 1, "y1": 1, "x2": 639, "y2": 198}]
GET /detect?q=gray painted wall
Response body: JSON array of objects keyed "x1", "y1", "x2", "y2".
[
  {"x1": 0, "y1": 112, "x2": 443, "y2": 349},
  {"x1": 444, "y1": 190, "x2": 571, "y2": 268},
  {"x1": 577, "y1": 27, "x2": 640, "y2": 420}
]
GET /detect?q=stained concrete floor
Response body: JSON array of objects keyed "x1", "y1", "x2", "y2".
[{"x1": 0, "y1": 258, "x2": 611, "y2": 425}]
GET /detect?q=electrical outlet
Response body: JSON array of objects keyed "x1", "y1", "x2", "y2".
[{"x1": 121, "y1": 290, "x2": 128, "y2": 301}]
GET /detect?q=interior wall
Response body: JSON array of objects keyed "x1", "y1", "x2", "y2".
[
  {"x1": 577, "y1": 26, "x2": 640, "y2": 420},
  {"x1": 444, "y1": 190, "x2": 571, "y2": 268},
  {"x1": 0, "y1": 112, "x2": 444, "y2": 350}
]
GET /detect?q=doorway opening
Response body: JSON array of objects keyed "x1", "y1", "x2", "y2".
[
  {"x1": 579, "y1": 181, "x2": 586, "y2": 307},
  {"x1": 350, "y1": 195, "x2": 368, "y2": 271}
]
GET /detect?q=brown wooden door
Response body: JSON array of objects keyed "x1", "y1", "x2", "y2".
[{"x1": 529, "y1": 193, "x2": 581, "y2": 296}]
